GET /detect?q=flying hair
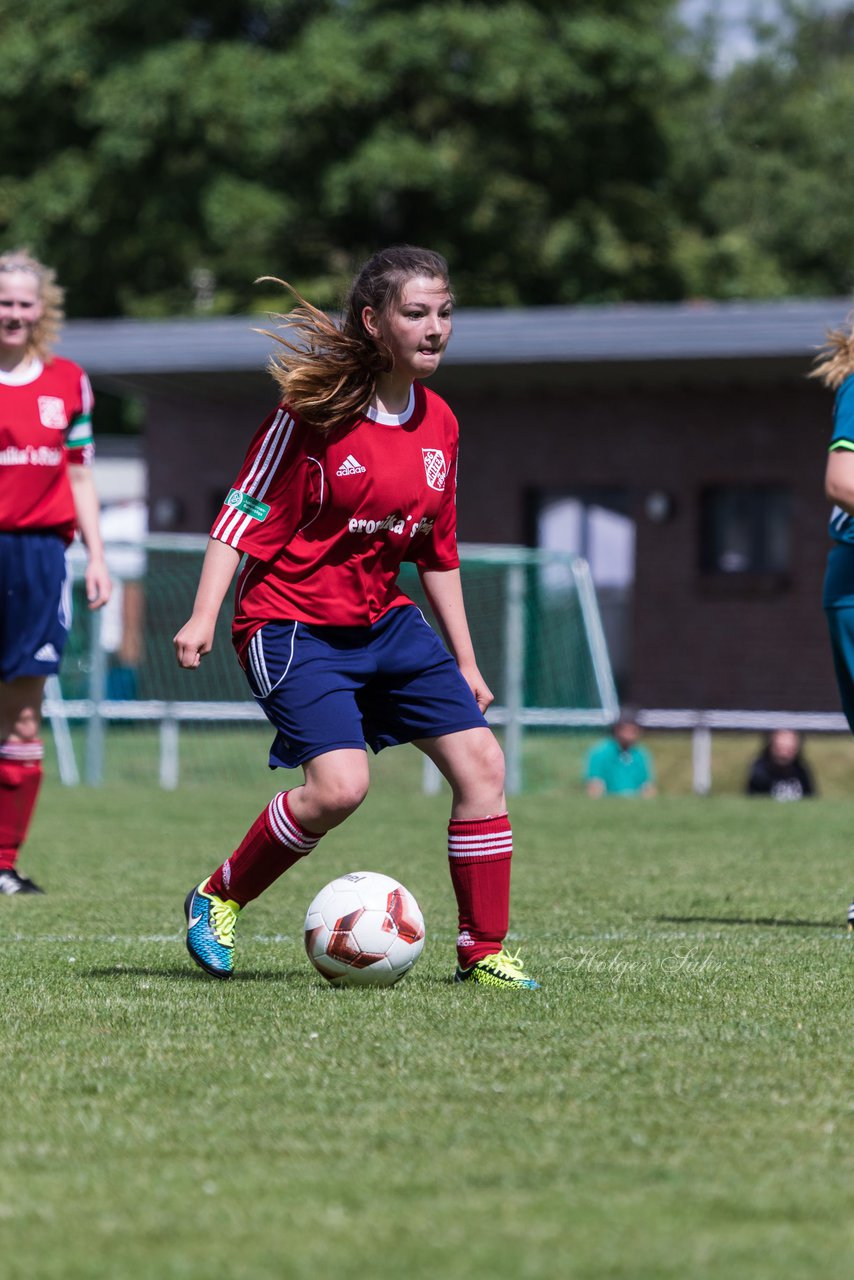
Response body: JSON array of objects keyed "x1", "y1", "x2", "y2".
[
  {"x1": 0, "y1": 248, "x2": 64, "y2": 361},
  {"x1": 809, "y1": 313, "x2": 854, "y2": 390},
  {"x1": 256, "y1": 246, "x2": 452, "y2": 435}
]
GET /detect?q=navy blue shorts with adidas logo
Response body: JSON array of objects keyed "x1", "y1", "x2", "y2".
[
  {"x1": 243, "y1": 604, "x2": 488, "y2": 769},
  {"x1": 0, "y1": 531, "x2": 71, "y2": 681}
]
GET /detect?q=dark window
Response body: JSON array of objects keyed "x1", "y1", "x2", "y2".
[{"x1": 699, "y1": 486, "x2": 791, "y2": 576}]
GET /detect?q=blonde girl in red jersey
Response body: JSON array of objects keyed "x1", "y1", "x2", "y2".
[
  {"x1": 175, "y1": 245, "x2": 539, "y2": 989},
  {"x1": 0, "y1": 250, "x2": 111, "y2": 894}
]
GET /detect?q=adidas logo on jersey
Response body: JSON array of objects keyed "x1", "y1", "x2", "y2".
[
  {"x1": 336, "y1": 454, "x2": 366, "y2": 476},
  {"x1": 34, "y1": 644, "x2": 59, "y2": 663}
]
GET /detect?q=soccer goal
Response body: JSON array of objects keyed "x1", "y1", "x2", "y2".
[{"x1": 46, "y1": 538, "x2": 618, "y2": 792}]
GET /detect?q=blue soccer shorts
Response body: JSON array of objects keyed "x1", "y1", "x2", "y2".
[
  {"x1": 823, "y1": 544, "x2": 854, "y2": 734},
  {"x1": 0, "y1": 531, "x2": 71, "y2": 682},
  {"x1": 242, "y1": 604, "x2": 489, "y2": 769}
]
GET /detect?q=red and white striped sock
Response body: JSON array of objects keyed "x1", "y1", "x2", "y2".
[
  {"x1": 448, "y1": 813, "x2": 512, "y2": 968},
  {"x1": 205, "y1": 791, "x2": 323, "y2": 907},
  {"x1": 0, "y1": 740, "x2": 44, "y2": 871}
]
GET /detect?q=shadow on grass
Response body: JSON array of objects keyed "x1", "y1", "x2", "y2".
[
  {"x1": 80, "y1": 965, "x2": 298, "y2": 982},
  {"x1": 81, "y1": 966, "x2": 460, "y2": 988},
  {"x1": 657, "y1": 914, "x2": 843, "y2": 930}
]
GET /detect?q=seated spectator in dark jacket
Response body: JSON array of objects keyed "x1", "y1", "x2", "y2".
[{"x1": 746, "y1": 729, "x2": 815, "y2": 801}]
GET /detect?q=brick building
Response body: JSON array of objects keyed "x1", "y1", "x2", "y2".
[{"x1": 64, "y1": 297, "x2": 850, "y2": 711}]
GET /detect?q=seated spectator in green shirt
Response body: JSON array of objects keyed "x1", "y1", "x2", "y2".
[{"x1": 584, "y1": 708, "x2": 657, "y2": 798}]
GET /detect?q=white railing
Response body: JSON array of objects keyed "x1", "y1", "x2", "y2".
[
  {"x1": 44, "y1": 681, "x2": 849, "y2": 796},
  {"x1": 48, "y1": 542, "x2": 620, "y2": 793},
  {"x1": 43, "y1": 686, "x2": 269, "y2": 789},
  {"x1": 635, "y1": 708, "x2": 851, "y2": 796}
]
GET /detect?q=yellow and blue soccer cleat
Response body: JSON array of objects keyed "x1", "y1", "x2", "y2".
[
  {"x1": 184, "y1": 881, "x2": 240, "y2": 979},
  {"x1": 454, "y1": 947, "x2": 540, "y2": 990}
]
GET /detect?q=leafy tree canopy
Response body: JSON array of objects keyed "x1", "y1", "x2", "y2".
[
  {"x1": 0, "y1": 0, "x2": 851, "y2": 316},
  {"x1": 0, "y1": 0, "x2": 693, "y2": 314},
  {"x1": 669, "y1": 1, "x2": 854, "y2": 299}
]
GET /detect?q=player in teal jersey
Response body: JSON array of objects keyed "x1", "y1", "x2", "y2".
[{"x1": 813, "y1": 324, "x2": 854, "y2": 928}]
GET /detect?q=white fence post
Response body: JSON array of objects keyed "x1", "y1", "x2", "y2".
[
  {"x1": 503, "y1": 563, "x2": 526, "y2": 796},
  {"x1": 421, "y1": 757, "x2": 443, "y2": 795},
  {"x1": 159, "y1": 715, "x2": 180, "y2": 790},
  {"x1": 44, "y1": 675, "x2": 80, "y2": 786},
  {"x1": 692, "y1": 725, "x2": 712, "y2": 796},
  {"x1": 85, "y1": 609, "x2": 107, "y2": 786}
]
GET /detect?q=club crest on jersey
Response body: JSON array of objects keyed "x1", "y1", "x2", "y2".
[
  {"x1": 38, "y1": 396, "x2": 68, "y2": 430},
  {"x1": 422, "y1": 448, "x2": 447, "y2": 491},
  {"x1": 225, "y1": 488, "x2": 270, "y2": 521}
]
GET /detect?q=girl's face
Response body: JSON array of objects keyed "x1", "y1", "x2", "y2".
[
  {"x1": 769, "y1": 730, "x2": 799, "y2": 765},
  {"x1": 364, "y1": 275, "x2": 453, "y2": 381},
  {"x1": 0, "y1": 271, "x2": 43, "y2": 353}
]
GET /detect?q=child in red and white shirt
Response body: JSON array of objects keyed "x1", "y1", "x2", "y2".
[{"x1": 0, "y1": 249, "x2": 111, "y2": 894}]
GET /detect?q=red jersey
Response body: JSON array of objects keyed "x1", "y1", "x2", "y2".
[
  {"x1": 0, "y1": 356, "x2": 95, "y2": 543},
  {"x1": 210, "y1": 382, "x2": 460, "y2": 658}
]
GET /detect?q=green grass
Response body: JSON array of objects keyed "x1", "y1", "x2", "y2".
[{"x1": 2, "y1": 744, "x2": 853, "y2": 1279}]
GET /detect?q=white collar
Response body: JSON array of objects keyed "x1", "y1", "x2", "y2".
[
  {"x1": 0, "y1": 357, "x2": 44, "y2": 386},
  {"x1": 365, "y1": 384, "x2": 416, "y2": 426}
]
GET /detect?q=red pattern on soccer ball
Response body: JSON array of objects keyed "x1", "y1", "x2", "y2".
[
  {"x1": 385, "y1": 888, "x2": 424, "y2": 943},
  {"x1": 326, "y1": 908, "x2": 387, "y2": 969}
]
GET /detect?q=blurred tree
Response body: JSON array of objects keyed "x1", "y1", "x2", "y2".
[
  {"x1": 669, "y1": 1, "x2": 854, "y2": 298},
  {"x1": 0, "y1": 0, "x2": 695, "y2": 314}
]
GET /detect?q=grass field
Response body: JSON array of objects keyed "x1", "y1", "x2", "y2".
[
  {"x1": 2, "y1": 742, "x2": 853, "y2": 1279},
  {"x1": 42, "y1": 721, "x2": 854, "y2": 797}
]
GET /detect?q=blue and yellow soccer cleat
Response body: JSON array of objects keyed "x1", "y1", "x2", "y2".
[
  {"x1": 184, "y1": 881, "x2": 240, "y2": 979},
  {"x1": 454, "y1": 947, "x2": 540, "y2": 990},
  {"x1": 847, "y1": 899, "x2": 854, "y2": 933}
]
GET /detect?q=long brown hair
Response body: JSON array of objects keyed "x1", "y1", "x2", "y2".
[
  {"x1": 258, "y1": 245, "x2": 451, "y2": 434},
  {"x1": 810, "y1": 315, "x2": 854, "y2": 390},
  {"x1": 0, "y1": 248, "x2": 64, "y2": 362}
]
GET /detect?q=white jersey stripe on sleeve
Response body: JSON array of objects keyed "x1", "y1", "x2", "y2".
[
  {"x1": 213, "y1": 505, "x2": 245, "y2": 545},
  {"x1": 245, "y1": 411, "x2": 295, "y2": 498},
  {"x1": 232, "y1": 512, "x2": 255, "y2": 544},
  {"x1": 226, "y1": 511, "x2": 256, "y2": 547},
  {"x1": 211, "y1": 509, "x2": 229, "y2": 540},
  {"x1": 80, "y1": 371, "x2": 94, "y2": 415},
  {"x1": 241, "y1": 408, "x2": 286, "y2": 494},
  {"x1": 212, "y1": 411, "x2": 288, "y2": 541},
  {"x1": 254, "y1": 415, "x2": 295, "y2": 500},
  {"x1": 212, "y1": 410, "x2": 296, "y2": 548}
]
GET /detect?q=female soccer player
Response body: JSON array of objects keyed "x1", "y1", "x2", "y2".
[
  {"x1": 174, "y1": 245, "x2": 539, "y2": 988},
  {"x1": 0, "y1": 249, "x2": 111, "y2": 894},
  {"x1": 814, "y1": 322, "x2": 854, "y2": 926}
]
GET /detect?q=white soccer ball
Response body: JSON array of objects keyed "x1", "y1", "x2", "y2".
[{"x1": 304, "y1": 871, "x2": 426, "y2": 987}]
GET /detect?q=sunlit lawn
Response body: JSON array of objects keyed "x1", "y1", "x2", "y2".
[{"x1": 2, "y1": 739, "x2": 853, "y2": 1279}]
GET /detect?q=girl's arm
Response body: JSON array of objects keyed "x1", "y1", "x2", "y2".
[
  {"x1": 173, "y1": 538, "x2": 241, "y2": 668},
  {"x1": 419, "y1": 567, "x2": 494, "y2": 712},
  {"x1": 67, "y1": 463, "x2": 112, "y2": 609},
  {"x1": 825, "y1": 449, "x2": 854, "y2": 514}
]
